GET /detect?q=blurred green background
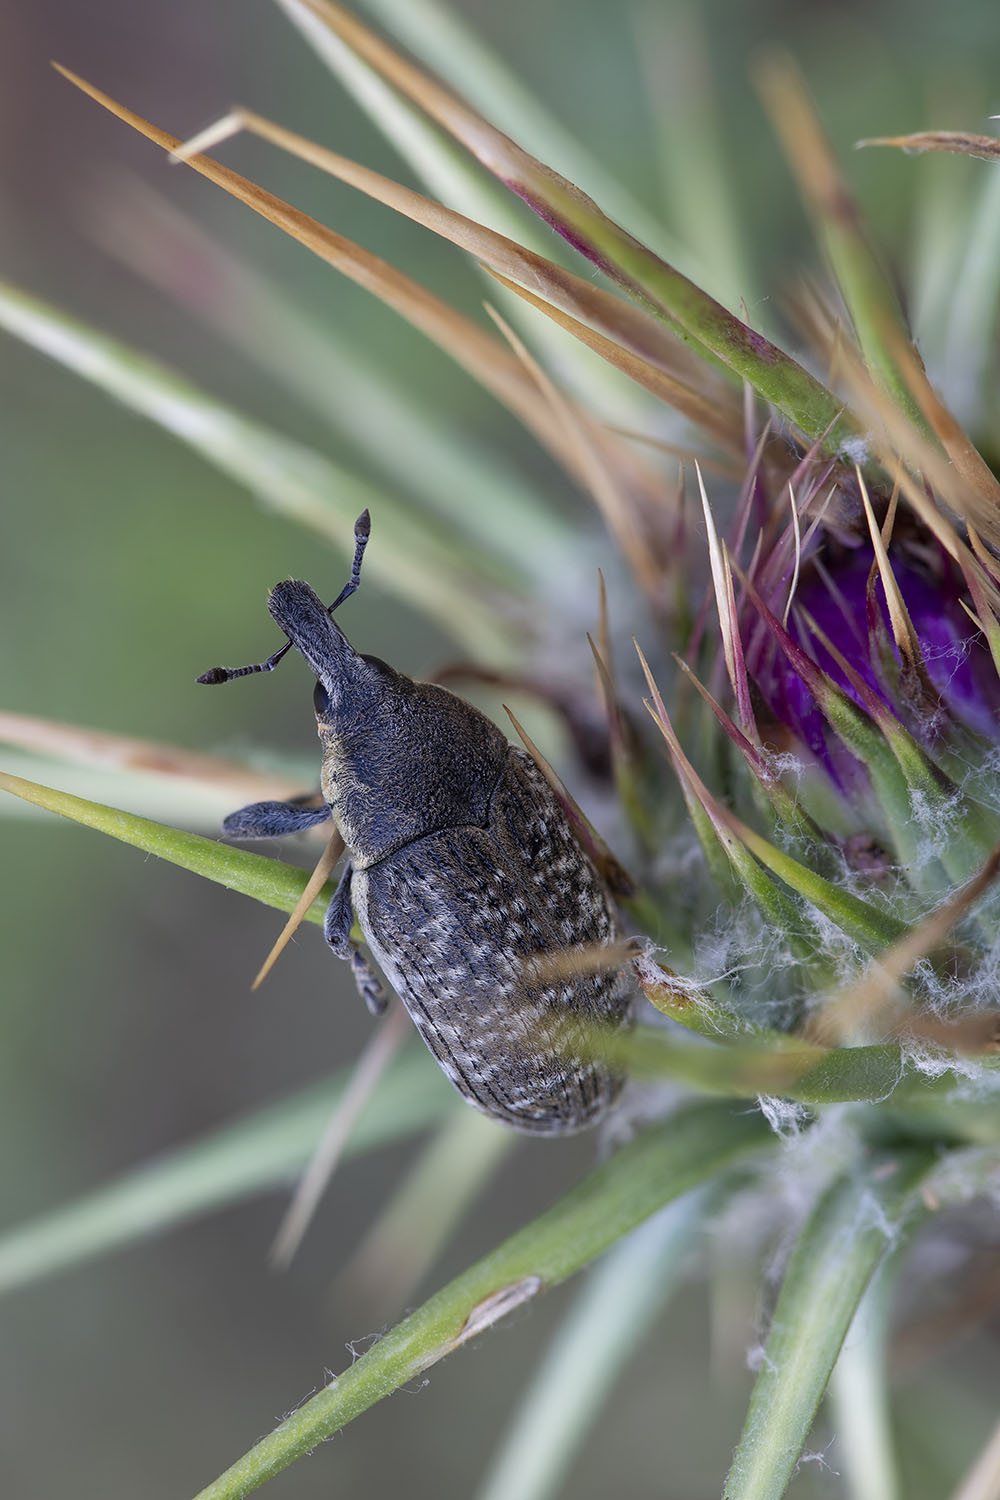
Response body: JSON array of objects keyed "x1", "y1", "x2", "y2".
[{"x1": 3, "y1": 2, "x2": 1000, "y2": 1497}]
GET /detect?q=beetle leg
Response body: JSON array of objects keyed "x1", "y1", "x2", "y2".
[
  {"x1": 325, "y1": 861, "x2": 387, "y2": 1016},
  {"x1": 222, "y1": 799, "x2": 331, "y2": 839}
]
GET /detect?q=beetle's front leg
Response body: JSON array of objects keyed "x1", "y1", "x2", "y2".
[
  {"x1": 223, "y1": 799, "x2": 332, "y2": 839},
  {"x1": 326, "y1": 865, "x2": 387, "y2": 1017},
  {"x1": 325, "y1": 861, "x2": 387, "y2": 1016}
]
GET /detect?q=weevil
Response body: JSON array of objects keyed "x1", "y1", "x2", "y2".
[{"x1": 199, "y1": 512, "x2": 632, "y2": 1134}]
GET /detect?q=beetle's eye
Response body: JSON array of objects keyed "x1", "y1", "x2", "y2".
[{"x1": 313, "y1": 680, "x2": 330, "y2": 715}]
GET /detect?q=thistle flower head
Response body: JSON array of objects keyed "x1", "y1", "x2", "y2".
[{"x1": 733, "y1": 459, "x2": 1000, "y2": 786}]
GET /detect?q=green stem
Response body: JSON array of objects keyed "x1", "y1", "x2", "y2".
[
  {"x1": 828, "y1": 1251, "x2": 905, "y2": 1500},
  {"x1": 723, "y1": 1147, "x2": 936, "y2": 1500},
  {"x1": 191, "y1": 1101, "x2": 773, "y2": 1499},
  {"x1": 0, "y1": 771, "x2": 335, "y2": 924},
  {"x1": 474, "y1": 1190, "x2": 713, "y2": 1500}
]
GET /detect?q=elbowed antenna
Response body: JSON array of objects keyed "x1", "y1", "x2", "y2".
[
  {"x1": 197, "y1": 510, "x2": 372, "y2": 686},
  {"x1": 325, "y1": 507, "x2": 370, "y2": 615}
]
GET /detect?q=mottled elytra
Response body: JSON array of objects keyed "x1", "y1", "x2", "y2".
[{"x1": 200, "y1": 511, "x2": 632, "y2": 1134}]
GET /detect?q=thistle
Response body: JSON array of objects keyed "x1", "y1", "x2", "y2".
[{"x1": 2, "y1": 5, "x2": 1000, "y2": 1499}]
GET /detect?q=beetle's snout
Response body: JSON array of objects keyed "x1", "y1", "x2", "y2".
[
  {"x1": 267, "y1": 579, "x2": 326, "y2": 631},
  {"x1": 267, "y1": 579, "x2": 367, "y2": 699},
  {"x1": 267, "y1": 580, "x2": 340, "y2": 657}
]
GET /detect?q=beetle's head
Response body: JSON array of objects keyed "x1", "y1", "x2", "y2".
[{"x1": 197, "y1": 510, "x2": 376, "y2": 704}]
